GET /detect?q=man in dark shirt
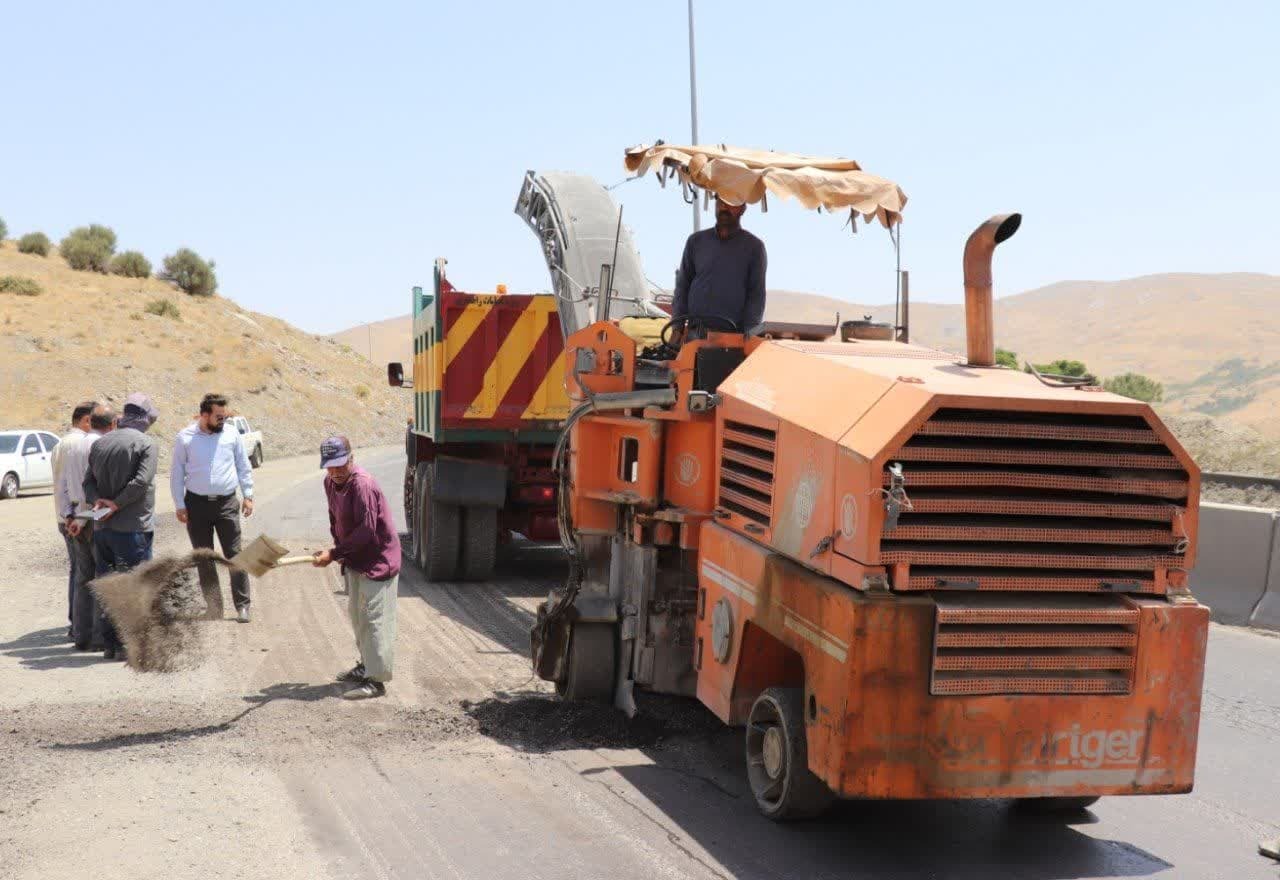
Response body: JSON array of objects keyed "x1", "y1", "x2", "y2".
[
  {"x1": 313, "y1": 436, "x2": 401, "y2": 700},
  {"x1": 672, "y1": 197, "x2": 767, "y2": 338},
  {"x1": 83, "y1": 392, "x2": 160, "y2": 661}
]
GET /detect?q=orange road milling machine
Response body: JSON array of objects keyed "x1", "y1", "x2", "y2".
[{"x1": 531, "y1": 144, "x2": 1209, "y2": 820}]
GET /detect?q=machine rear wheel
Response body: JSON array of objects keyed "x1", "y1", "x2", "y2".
[
  {"x1": 555, "y1": 622, "x2": 616, "y2": 703},
  {"x1": 745, "y1": 687, "x2": 834, "y2": 821},
  {"x1": 416, "y1": 464, "x2": 460, "y2": 581},
  {"x1": 459, "y1": 505, "x2": 499, "y2": 581},
  {"x1": 1015, "y1": 796, "x2": 1100, "y2": 813}
]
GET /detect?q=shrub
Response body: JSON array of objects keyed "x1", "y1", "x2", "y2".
[
  {"x1": 159, "y1": 248, "x2": 217, "y2": 296},
  {"x1": 143, "y1": 298, "x2": 180, "y2": 319},
  {"x1": 197, "y1": 363, "x2": 214, "y2": 373},
  {"x1": 17, "y1": 232, "x2": 51, "y2": 256},
  {"x1": 60, "y1": 224, "x2": 117, "y2": 272},
  {"x1": 111, "y1": 250, "x2": 152, "y2": 278},
  {"x1": 994, "y1": 347, "x2": 1019, "y2": 369},
  {"x1": 1104, "y1": 372, "x2": 1164, "y2": 403},
  {"x1": 355, "y1": 384, "x2": 371, "y2": 400},
  {"x1": 0, "y1": 217, "x2": 6, "y2": 240},
  {"x1": 0, "y1": 275, "x2": 42, "y2": 296},
  {"x1": 1031, "y1": 358, "x2": 1091, "y2": 378}
]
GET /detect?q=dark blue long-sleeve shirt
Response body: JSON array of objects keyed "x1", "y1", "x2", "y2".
[{"x1": 672, "y1": 228, "x2": 767, "y2": 332}]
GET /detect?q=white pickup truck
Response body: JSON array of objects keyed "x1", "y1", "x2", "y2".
[{"x1": 229, "y1": 416, "x2": 265, "y2": 469}]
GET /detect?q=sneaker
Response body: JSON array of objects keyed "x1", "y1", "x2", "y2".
[
  {"x1": 342, "y1": 680, "x2": 386, "y2": 700},
  {"x1": 236, "y1": 606, "x2": 251, "y2": 624},
  {"x1": 336, "y1": 663, "x2": 366, "y2": 683}
]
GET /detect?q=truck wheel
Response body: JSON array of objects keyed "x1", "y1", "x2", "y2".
[
  {"x1": 555, "y1": 622, "x2": 616, "y2": 703},
  {"x1": 0, "y1": 473, "x2": 17, "y2": 499},
  {"x1": 1015, "y1": 796, "x2": 1100, "y2": 813},
  {"x1": 250, "y1": 445, "x2": 263, "y2": 468},
  {"x1": 459, "y1": 506, "x2": 498, "y2": 581},
  {"x1": 745, "y1": 688, "x2": 835, "y2": 821},
  {"x1": 416, "y1": 463, "x2": 460, "y2": 581}
]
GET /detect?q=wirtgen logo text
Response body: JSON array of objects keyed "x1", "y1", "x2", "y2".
[{"x1": 1015, "y1": 725, "x2": 1144, "y2": 769}]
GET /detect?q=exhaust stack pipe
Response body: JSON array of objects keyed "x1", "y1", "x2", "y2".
[{"x1": 963, "y1": 213, "x2": 1021, "y2": 367}]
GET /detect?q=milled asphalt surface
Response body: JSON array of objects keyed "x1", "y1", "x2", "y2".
[{"x1": 2, "y1": 446, "x2": 1278, "y2": 879}]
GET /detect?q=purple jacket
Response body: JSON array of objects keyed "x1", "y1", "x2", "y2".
[{"x1": 324, "y1": 466, "x2": 401, "y2": 580}]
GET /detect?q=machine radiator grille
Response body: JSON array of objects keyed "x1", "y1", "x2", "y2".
[
  {"x1": 720, "y1": 421, "x2": 777, "y2": 527},
  {"x1": 931, "y1": 595, "x2": 1138, "y2": 696},
  {"x1": 882, "y1": 408, "x2": 1191, "y2": 593}
]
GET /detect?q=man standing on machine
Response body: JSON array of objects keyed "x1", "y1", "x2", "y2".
[{"x1": 672, "y1": 196, "x2": 767, "y2": 339}]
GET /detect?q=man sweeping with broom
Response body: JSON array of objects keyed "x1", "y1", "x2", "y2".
[{"x1": 312, "y1": 436, "x2": 401, "y2": 700}]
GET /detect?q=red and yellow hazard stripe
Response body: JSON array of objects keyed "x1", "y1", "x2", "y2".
[{"x1": 417, "y1": 292, "x2": 570, "y2": 428}]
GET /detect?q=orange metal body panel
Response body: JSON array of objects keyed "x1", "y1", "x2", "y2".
[
  {"x1": 662, "y1": 416, "x2": 717, "y2": 512},
  {"x1": 695, "y1": 521, "x2": 1209, "y2": 799},
  {"x1": 565, "y1": 322, "x2": 637, "y2": 398},
  {"x1": 570, "y1": 415, "x2": 664, "y2": 510}
]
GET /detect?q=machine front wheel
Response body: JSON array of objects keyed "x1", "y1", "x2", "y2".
[
  {"x1": 555, "y1": 622, "x2": 616, "y2": 703},
  {"x1": 745, "y1": 687, "x2": 834, "y2": 821}
]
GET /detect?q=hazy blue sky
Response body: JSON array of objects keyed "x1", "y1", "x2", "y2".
[{"x1": 2, "y1": 1, "x2": 1276, "y2": 334}]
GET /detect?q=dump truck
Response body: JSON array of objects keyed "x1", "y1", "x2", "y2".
[
  {"x1": 531, "y1": 144, "x2": 1209, "y2": 820},
  {"x1": 388, "y1": 171, "x2": 661, "y2": 579}
]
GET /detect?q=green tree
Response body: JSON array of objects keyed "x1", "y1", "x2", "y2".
[
  {"x1": 994, "y1": 347, "x2": 1019, "y2": 369},
  {"x1": 158, "y1": 248, "x2": 217, "y2": 297},
  {"x1": 17, "y1": 232, "x2": 51, "y2": 256},
  {"x1": 60, "y1": 224, "x2": 117, "y2": 272},
  {"x1": 0, "y1": 217, "x2": 7, "y2": 241},
  {"x1": 111, "y1": 250, "x2": 152, "y2": 278},
  {"x1": 1104, "y1": 372, "x2": 1164, "y2": 403},
  {"x1": 1032, "y1": 359, "x2": 1091, "y2": 378}
]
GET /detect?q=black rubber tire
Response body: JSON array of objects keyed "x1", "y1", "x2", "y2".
[
  {"x1": 0, "y1": 473, "x2": 16, "y2": 500},
  {"x1": 459, "y1": 506, "x2": 499, "y2": 581},
  {"x1": 745, "y1": 687, "x2": 835, "y2": 821},
  {"x1": 416, "y1": 463, "x2": 460, "y2": 581},
  {"x1": 555, "y1": 622, "x2": 616, "y2": 703},
  {"x1": 249, "y1": 445, "x2": 263, "y2": 468},
  {"x1": 1015, "y1": 796, "x2": 1100, "y2": 813}
]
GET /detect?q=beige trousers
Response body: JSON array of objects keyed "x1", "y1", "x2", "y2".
[{"x1": 343, "y1": 569, "x2": 398, "y2": 682}]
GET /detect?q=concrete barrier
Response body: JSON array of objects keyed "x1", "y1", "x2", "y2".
[
  {"x1": 1250, "y1": 523, "x2": 1280, "y2": 630},
  {"x1": 1188, "y1": 502, "x2": 1276, "y2": 627}
]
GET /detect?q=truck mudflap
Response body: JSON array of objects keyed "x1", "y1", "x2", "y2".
[
  {"x1": 432, "y1": 456, "x2": 508, "y2": 508},
  {"x1": 694, "y1": 521, "x2": 1211, "y2": 800}
]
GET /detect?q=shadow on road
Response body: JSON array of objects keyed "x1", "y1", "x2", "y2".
[
  {"x1": 463, "y1": 689, "x2": 1175, "y2": 880},
  {"x1": 0, "y1": 626, "x2": 105, "y2": 670},
  {"x1": 44, "y1": 682, "x2": 340, "y2": 752}
]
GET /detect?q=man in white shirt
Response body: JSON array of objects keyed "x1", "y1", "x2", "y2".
[
  {"x1": 171, "y1": 393, "x2": 255, "y2": 622},
  {"x1": 52, "y1": 401, "x2": 97, "y2": 643},
  {"x1": 62, "y1": 403, "x2": 113, "y2": 649}
]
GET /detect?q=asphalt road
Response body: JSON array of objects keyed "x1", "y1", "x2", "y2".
[{"x1": 3, "y1": 446, "x2": 1279, "y2": 879}]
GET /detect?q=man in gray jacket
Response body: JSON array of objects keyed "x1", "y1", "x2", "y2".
[{"x1": 84, "y1": 392, "x2": 160, "y2": 661}]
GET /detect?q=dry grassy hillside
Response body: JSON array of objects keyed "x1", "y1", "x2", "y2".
[{"x1": 0, "y1": 241, "x2": 407, "y2": 466}]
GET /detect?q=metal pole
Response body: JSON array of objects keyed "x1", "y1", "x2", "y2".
[{"x1": 688, "y1": 0, "x2": 700, "y2": 232}]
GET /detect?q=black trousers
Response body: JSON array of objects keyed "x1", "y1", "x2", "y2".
[{"x1": 185, "y1": 492, "x2": 250, "y2": 614}]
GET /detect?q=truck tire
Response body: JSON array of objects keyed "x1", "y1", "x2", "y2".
[
  {"x1": 0, "y1": 473, "x2": 17, "y2": 499},
  {"x1": 404, "y1": 466, "x2": 417, "y2": 561},
  {"x1": 416, "y1": 463, "x2": 460, "y2": 581},
  {"x1": 745, "y1": 687, "x2": 835, "y2": 821},
  {"x1": 555, "y1": 622, "x2": 616, "y2": 703},
  {"x1": 1015, "y1": 796, "x2": 1100, "y2": 813},
  {"x1": 459, "y1": 506, "x2": 498, "y2": 581},
  {"x1": 250, "y1": 444, "x2": 263, "y2": 469}
]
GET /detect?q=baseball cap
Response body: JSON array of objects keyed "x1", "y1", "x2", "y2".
[{"x1": 320, "y1": 435, "x2": 351, "y2": 469}]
